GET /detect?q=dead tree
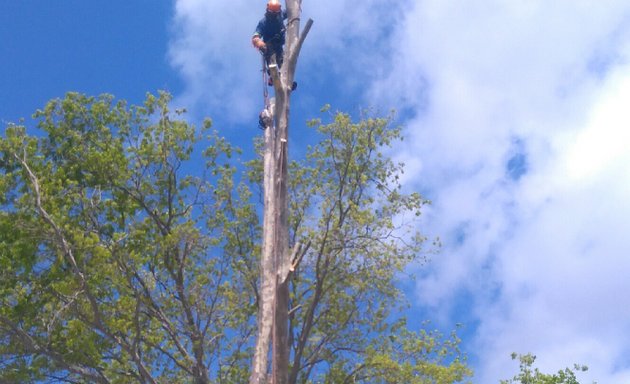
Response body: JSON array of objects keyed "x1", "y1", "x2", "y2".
[{"x1": 250, "y1": 1, "x2": 313, "y2": 384}]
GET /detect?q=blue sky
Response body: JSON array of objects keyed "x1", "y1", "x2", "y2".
[
  {"x1": 0, "y1": 1, "x2": 177, "y2": 123},
  {"x1": 4, "y1": 1, "x2": 630, "y2": 383}
]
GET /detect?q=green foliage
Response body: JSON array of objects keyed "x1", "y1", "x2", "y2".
[
  {"x1": 500, "y1": 353, "x2": 592, "y2": 384},
  {"x1": 0, "y1": 92, "x2": 256, "y2": 383},
  {"x1": 279, "y1": 110, "x2": 469, "y2": 383},
  {"x1": 0, "y1": 93, "x2": 470, "y2": 383}
]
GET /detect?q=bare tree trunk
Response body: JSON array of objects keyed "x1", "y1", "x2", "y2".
[
  {"x1": 251, "y1": 98, "x2": 277, "y2": 384},
  {"x1": 249, "y1": 1, "x2": 313, "y2": 383}
]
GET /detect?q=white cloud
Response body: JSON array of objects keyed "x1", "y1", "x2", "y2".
[
  {"x1": 478, "y1": 69, "x2": 630, "y2": 382},
  {"x1": 563, "y1": 72, "x2": 630, "y2": 183},
  {"x1": 367, "y1": 1, "x2": 630, "y2": 382},
  {"x1": 169, "y1": 0, "x2": 630, "y2": 382},
  {"x1": 168, "y1": 0, "x2": 263, "y2": 123}
]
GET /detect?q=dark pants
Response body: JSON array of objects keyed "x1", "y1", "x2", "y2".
[{"x1": 263, "y1": 41, "x2": 284, "y2": 70}]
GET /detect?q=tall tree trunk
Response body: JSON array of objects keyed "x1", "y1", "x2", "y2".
[
  {"x1": 250, "y1": 101, "x2": 278, "y2": 384},
  {"x1": 249, "y1": 1, "x2": 313, "y2": 383}
]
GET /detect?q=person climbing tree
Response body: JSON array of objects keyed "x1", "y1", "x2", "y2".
[{"x1": 252, "y1": 0, "x2": 295, "y2": 88}]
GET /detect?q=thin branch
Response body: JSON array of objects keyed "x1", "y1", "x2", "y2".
[
  {"x1": 0, "y1": 314, "x2": 111, "y2": 384},
  {"x1": 14, "y1": 152, "x2": 158, "y2": 384},
  {"x1": 290, "y1": 240, "x2": 311, "y2": 273}
]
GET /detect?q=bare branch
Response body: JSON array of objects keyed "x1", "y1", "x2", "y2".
[{"x1": 290, "y1": 18, "x2": 314, "y2": 67}]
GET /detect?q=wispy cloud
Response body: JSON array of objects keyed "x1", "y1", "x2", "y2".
[
  {"x1": 168, "y1": 0, "x2": 261, "y2": 123},
  {"x1": 372, "y1": 1, "x2": 630, "y2": 382}
]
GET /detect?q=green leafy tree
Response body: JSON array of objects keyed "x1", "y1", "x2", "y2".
[
  {"x1": 0, "y1": 92, "x2": 471, "y2": 383},
  {"x1": 276, "y1": 109, "x2": 470, "y2": 383},
  {"x1": 500, "y1": 353, "x2": 592, "y2": 384},
  {"x1": 0, "y1": 92, "x2": 257, "y2": 384}
]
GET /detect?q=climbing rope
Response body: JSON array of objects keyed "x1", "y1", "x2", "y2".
[
  {"x1": 261, "y1": 54, "x2": 270, "y2": 109},
  {"x1": 259, "y1": 54, "x2": 273, "y2": 130}
]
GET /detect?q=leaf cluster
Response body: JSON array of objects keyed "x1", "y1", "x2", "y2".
[{"x1": 500, "y1": 353, "x2": 593, "y2": 384}]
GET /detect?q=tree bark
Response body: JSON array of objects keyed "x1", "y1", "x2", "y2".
[
  {"x1": 249, "y1": 1, "x2": 313, "y2": 383},
  {"x1": 250, "y1": 98, "x2": 277, "y2": 384}
]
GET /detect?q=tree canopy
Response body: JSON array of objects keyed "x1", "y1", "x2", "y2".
[
  {"x1": 500, "y1": 353, "x2": 591, "y2": 384},
  {"x1": 0, "y1": 91, "x2": 471, "y2": 383}
]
